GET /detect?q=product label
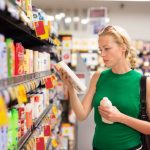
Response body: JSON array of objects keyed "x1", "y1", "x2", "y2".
[
  {"x1": 36, "y1": 137, "x2": 45, "y2": 150},
  {"x1": 44, "y1": 125, "x2": 51, "y2": 136}
]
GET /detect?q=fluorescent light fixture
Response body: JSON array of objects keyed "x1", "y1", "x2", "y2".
[
  {"x1": 105, "y1": 17, "x2": 110, "y2": 23},
  {"x1": 48, "y1": 15, "x2": 54, "y2": 21},
  {"x1": 73, "y1": 16, "x2": 80, "y2": 22},
  {"x1": 60, "y1": 12, "x2": 65, "y2": 18},
  {"x1": 81, "y1": 18, "x2": 89, "y2": 24},
  {"x1": 55, "y1": 14, "x2": 62, "y2": 20},
  {"x1": 65, "y1": 17, "x2": 72, "y2": 24}
]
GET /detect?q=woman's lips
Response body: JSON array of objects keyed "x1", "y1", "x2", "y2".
[{"x1": 103, "y1": 60, "x2": 109, "y2": 63}]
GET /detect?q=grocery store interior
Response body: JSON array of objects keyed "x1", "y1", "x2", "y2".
[{"x1": 0, "y1": 0, "x2": 150, "y2": 150}]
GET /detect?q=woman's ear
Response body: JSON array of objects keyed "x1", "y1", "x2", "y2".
[{"x1": 121, "y1": 44, "x2": 127, "y2": 53}]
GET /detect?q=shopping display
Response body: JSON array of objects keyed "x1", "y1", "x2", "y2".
[
  {"x1": 0, "y1": 1, "x2": 75, "y2": 150},
  {"x1": 1, "y1": 0, "x2": 149, "y2": 150}
]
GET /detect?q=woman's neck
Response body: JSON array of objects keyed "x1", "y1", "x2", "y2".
[{"x1": 111, "y1": 59, "x2": 131, "y2": 74}]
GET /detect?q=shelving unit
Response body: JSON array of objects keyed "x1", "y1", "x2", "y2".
[
  {"x1": 18, "y1": 105, "x2": 52, "y2": 150},
  {"x1": 0, "y1": 70, "x2": 51, "y2": 91},
  {"x1": 0, "y1": 2, "x2": 64, "y2": 150},
  {"x1": 0, "y1": 9, "x2": 50, "y2": 48}
]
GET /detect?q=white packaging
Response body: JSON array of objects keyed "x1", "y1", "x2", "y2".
[
  {"x1": 29, "y1": 50, "x2": 33, "y2": 73},
  {"x1": 100, "y1": 97, "x2": 114, "y2": 124},
  {"x1": 0, "y1": 40, "x2": 8, "y2": 79},
  {"x1": 33, "y1": 51, "x2": 39, "y2": 72},
  {"x1": 0, "y1": 0, "x2": 6, "y2": 10},
  {"x1": 55, "y1": 61, "x2": 87, "y2": 92}
]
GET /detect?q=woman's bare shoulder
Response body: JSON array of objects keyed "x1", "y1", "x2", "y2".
[{"x1": 91, "y1": 71, "x2": 101, "y2": 86}]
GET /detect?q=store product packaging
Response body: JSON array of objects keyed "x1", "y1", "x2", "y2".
[
  {"x1": 8, "y1": 109, "x2": 18, "y2": 150},
  {"x1": 55, "y1": 61, "x2": 87, "y2": 93},
  {"x1": 24, "y1": 49, "x2": 30, "y2": 74},
  {"x1": 0, "y1": 95, "x2": 8, "y2": 126},
  {"x1": 0, "y1": 0, "x2": 6, "y2": 10},
  {"x1": 15, "y1": 43, "x2": 24, "y2": 75},
  {"x1": 25, "y1": 103, "x2": 33, "y2": 129},
  {"x1": 6, "y1": 39, "x2": 15, "y2": 77},
  {"x1": 0, "y1": 126, "x2": 8, "y2": 150},
  {"x1": 33, "y1": 51, "x2": 39, "y2": 72},
  {"x1": 0, "y1": 37, "x2": 8, "y2": 79},
  {"x1": 18, "y1": 104, "x2": 25, "y2": 138},
  {"x1": 100, "y1": 97, "x2": 114, "y2": 124}
]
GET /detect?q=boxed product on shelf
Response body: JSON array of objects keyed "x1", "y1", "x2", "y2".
[
  {"x1": 18, "y1": 104, "x2": 26, "y2": 138},
  {"x1": 7, "y1": 0, "x2": 20, "y2": 20},
  {"x1": 6, "y1": 39, "x2": 15, "y2": 78},
  {"x1": 15, "y1": 43, "x2": 24, "y2": 75},
  {"x1": 0, "y1": 0, "x2": 6, "y2": 10},
  {"x1": 33, "y1": 51, "x2": 39, "y2": 72},
  {"x1": 8, "y1": 108, "x2": 18, "y2": 150},
  {"x1": 0, "y1": 34, "x2": 8, "y2": 79}
]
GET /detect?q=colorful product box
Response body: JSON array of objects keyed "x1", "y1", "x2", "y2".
[
  {"x1": 6, "y1": 39, "x2": 15, "y2": 77},
  {"x1": 0, "y1": 35, "x2": 8, "y2": 79},
  {"x1": 15, "y1": 43, "x2": 24, "y2": 75}
]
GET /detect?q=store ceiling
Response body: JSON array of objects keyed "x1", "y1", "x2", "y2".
[{"x1": 32, "y1": 0, "x2": 150, "y2": 10}]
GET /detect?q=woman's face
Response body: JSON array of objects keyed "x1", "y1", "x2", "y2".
[{"x1": 98, "y1": 35, "x2": 125, "y2": 68}]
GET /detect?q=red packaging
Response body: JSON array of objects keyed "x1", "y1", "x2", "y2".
[
  {"x1": 15, "y1": 43, "x2": 24, "y2": 75},
  {"x1": 36, "y1": 137, "x2": 45, "y2": 150},
  {"x1": 44, "y1": 77, "x2": 54, "y2": 89},
  {"x1": 34, "y1": 21, "x2": 45, "y2": 36},
  {"x1": 44, "y1": 125, "x2": 51, "y2": 136}
]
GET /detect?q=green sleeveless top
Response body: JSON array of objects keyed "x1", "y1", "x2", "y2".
[{"x1": 92, "y1": 69, "x2": 142, "y2": 150}]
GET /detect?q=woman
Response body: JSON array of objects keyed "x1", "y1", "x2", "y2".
[{"x1": 59, "y1": 26, "x2": 150, "y2": 150}]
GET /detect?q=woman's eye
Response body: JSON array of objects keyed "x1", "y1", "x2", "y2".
[{"x1": 105, "y1": 48, "x2": 111, "y2": 51}]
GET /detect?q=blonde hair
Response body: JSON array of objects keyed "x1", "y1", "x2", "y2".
[{"x1": 98, "y1": 26, "x2": 137, "y2": 69}]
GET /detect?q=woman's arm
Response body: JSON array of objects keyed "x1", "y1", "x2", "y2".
[
  {"x1": 60, "y1": 69, "x2": 100, "y2": 121},
  {"x1": 99, "y1": 77, "x2": 150, "y2": 134}
]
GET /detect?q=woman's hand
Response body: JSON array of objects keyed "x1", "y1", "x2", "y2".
[
  {"x1": 98, "y1": 105, "x2": 123, "y2": 123},
  {"x1": 58, "y1": 68, "x2": 74, "y2": 89}
]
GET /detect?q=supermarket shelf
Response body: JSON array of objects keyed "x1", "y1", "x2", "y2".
[
  {"x1": 46, "y1": 138, "x2": 52, "y2": 150},
  {"x1": 34, "y1": 104, "x2": 52, "y2": 128},
  {"x1": 0, "y1": 70, "x2": 51, "y2": 91},
  {"x1": 0, "y1": 9, "x2": 50, "y2": 48},
  {"x1": 18, "y1": 104, "x2": 52, "y2": 150},
  {"x1": 18, "y1": 129, "x2": 32, "y2": 150}
]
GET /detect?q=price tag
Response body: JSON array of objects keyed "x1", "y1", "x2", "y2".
[
  {"x1": 34, "y1": 21, "x2": 49, "y2": 40},
  {"x1": 44, "y1": 125, "x2": 51, "y2": 136},
  {"x1": 36, "y1": 137, "x2": 45, "y2": 150}
]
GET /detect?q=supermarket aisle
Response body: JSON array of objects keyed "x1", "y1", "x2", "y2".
[{"x1": 77, "y1": 110, "x2": 95, "y2": 150}]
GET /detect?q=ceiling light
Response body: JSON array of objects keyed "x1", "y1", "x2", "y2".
[
  {"x1": 73, "y1": 16, "x2": 80, "y2": 22},
  {"x1": 81, "y1": 18, "x2": 89, "y2": 25},
  {"x1": 65, "y1": 17, "x2": 72, "y2": 24},
  {"x1": 105, "y1": 17, "x2": 110, "y2": 23},
  {"x1": 55, "y1": 14, "x2": 62, "y2": 21},
  {"x1": 47, "y1": 15, "x2": 54, "y2": 21},
  {"x1": 60, "y1": 12, "x2": 65, "y2": 18}
]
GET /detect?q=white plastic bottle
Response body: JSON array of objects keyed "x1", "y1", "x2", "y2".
[{"x1": 100, "y1": 97, "x2": 114, "y2": 124}]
